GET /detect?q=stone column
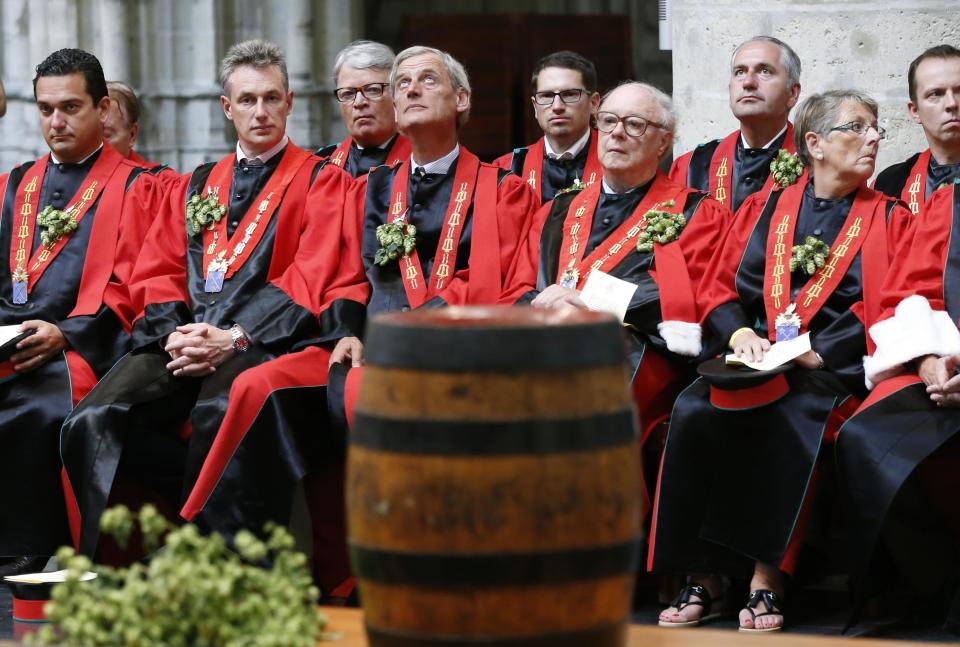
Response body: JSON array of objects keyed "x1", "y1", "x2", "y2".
[{"x1": 671, "y1": 0, "x2": 960, "y2": 173}]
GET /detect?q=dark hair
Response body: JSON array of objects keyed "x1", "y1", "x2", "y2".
[
  {"x1": 33, "y1": 48, "x2": 108, "y2": 106},
  {"x1": 908, "y1": 44, "x2": 960, "y2": 103},
  {"x1": 530, "y1": 50, "x2": 598, "y2": 94}
]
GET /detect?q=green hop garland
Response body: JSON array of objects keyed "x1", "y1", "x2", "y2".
[
  {"x1": 636, "y1": 200, "x2": 684, "y2": 253},
  {"x1": 29, "y1": 504, "x2": 335, "y2": 646},
  {"x1": 186, "y1": 193, "x2": 227, "y2": 236},
  {"x1": 770, "y1": 149, "x2": 804, "y2": 188},
  {"x1": 554, "y1": 178, "x2": 590, "y2": 197},
  {"x1": 790, "y1": 235, "x2": 831, "y2": 276},
  {"x1": 37, "y1": 206, "x2": 79, "y2": 249},
  {"x1": 374, "y1": 221, "x2": 417, "y2": 266}
]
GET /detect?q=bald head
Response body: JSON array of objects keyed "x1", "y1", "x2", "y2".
[{"x1": 596, "y1": 82, "x2": 675, "y2": 192}]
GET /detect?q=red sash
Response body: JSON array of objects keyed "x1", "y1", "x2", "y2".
[
  {"x1": 387, "y1": 150, "x2": 481, "y2": 308},
  {"x1": 199, "y1": 144, "x2": 312, "y2": 280},
  {"x1": 521, "y1": 131, "x2": 601, "y2": 196},
  {"x1": 708, "y1": 123, "x2": 795, "y2": 209},
  {"x1": 9, "y1": 147, "x2": 124, "y2": 297},
  {"x1": 902, "y1": 149, "x2": 931, "y2": 215},
  {"x1": 328, "y1": 135, "x2": 409, "y2": 173},
  {"x1": 556, "y1": 174, "x2": 687, "y2": 289},
  {"x1": 761, "y1": 182, "x2": 883, "y2": 339}
]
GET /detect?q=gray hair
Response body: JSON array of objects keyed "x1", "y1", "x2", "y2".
[
  {"x1": 732, "y1": 36, "x2": 802, "y2": 88},
  {"x1": 391, "y1": 46, "x2": 471, "y2": 128},
  {"x1": 600, "y1": 81, "x2": 677, "y2": 133},
  {"x1": 219, "y1": 40, "x2": 288, "y2": 92},
  {"x1": 793, "y1": 89, "x2": 879, "y2": 167},
  {"x1": 333, "y1": 40, "x2": 395, "y2": 85}
]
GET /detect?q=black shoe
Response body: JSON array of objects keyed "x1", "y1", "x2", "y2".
[{"x1": 0, "y1": 555, "x2": 51, "y2": 578}]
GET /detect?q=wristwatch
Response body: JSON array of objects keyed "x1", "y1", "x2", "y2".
[{"x1": 230, "y1": 324, "x2": 249, "y2": 353}]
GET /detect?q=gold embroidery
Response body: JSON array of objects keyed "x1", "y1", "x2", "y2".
[
  {"x1": 433, "y1": 181, "x2": 469, "y2": 290},
  {"x1": 770, "y1": 214, "x2": 791, "y2": 310},
  {"x1": 907, "y1": 172, "x2": 922, "y2": 215},
  {"x1": 714, "y1": 157, "x2": 729, "y2": 205}
]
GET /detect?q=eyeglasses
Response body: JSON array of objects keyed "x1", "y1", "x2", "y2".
[
  {"x1": 533, "y1": 89, "x2": 587, "y2": 105},
  {"x1": 595, "y1": 111, "x2": 663, "y2": 137},
  {"x1": 828, "y1": 121, "x2": 887, "y2": 140},
  {"x1": 334, "y1": 83, "x2": 389, "y2": 103}
]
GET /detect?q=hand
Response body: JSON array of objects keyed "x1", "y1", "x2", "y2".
[
  {"x1": 531, "y1": 285, "x2": 587, "y2": 311},
  {"x1": 330, "y1": 336, "x2": 364, "y2": 368},
  {"x1": 163, "y1": 322, "x2": 234, "y2": 377},
  {"x1": 793, "y1": 349, "x2": 823, "y2": 370},
  {"x1": 11, "y1": 320, "x2": 67, "y2": 372},
  {"x1": 731, "y1": 329, "x2": 770, "y2": 363},
  {"x1": 921, "y1": 354, "x2": 960, "y2": 407}
]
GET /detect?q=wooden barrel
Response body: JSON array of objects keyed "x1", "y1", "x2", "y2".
[{"x1": 347, "y1": 306, "x2": 642, "y2": 647}]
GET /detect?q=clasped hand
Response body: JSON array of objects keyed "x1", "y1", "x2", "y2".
[
  {"x1": 10, "y1": 320, "x2": 67, "y2": 372},
  {"x1": 919, "y1": 354, "x2": 960, "y2": 407},
  {"x1": 164, "y1": 323, "x2": 235, "y2": 377},
  {"x1": 531, "y1": 285, "x2": 587, "y2": 311}
]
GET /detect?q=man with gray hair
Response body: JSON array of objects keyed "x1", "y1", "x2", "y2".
[
  {"x1": 519, "y1": 81, "x2": 731, "y2": 449},
  {"x1": 60, "y1": 39, "x2": 359, "y2": 595},
  {"x1": 324, "y1": 45, "x2": 539, "y2": 426},
  {"x1": 317, "y1": 40, "x2": 410, "y2": 177},
  {"x1": 670, "y1": 36, "x2": 801, "y2": 213}
]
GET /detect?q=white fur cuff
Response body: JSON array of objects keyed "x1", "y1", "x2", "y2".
[
  {"x1": 864, "y1": 294, "x2": 960, "y2": 388},
  {"x1": 658, "y1": 320, "x2": 702, "y2": 357}
]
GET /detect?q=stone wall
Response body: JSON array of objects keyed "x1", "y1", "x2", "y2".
[{"x1": 671, "y1": 0, "x2": 960, "y2": 174}]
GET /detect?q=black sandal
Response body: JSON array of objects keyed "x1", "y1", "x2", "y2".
[
  {"x1": 739, "y1": 588, "x2": 784, "y2": 633},
  {"x1": 658, "y1": 582, "x2": 724, "y2": 628}
]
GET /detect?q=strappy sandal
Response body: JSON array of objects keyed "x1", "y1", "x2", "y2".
[
  {"x1": 738, "y1": 588, "x2": 784, "y2": 633},
  {"x1": 658, "y1": 582, "x2": 724, "y2": 628}
]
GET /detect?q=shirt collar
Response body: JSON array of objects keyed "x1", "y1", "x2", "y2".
[
  {"x1": 411, "y1": 143, "x2": 460, "y2": 175},
  {"x1": 740, "y1": 124, "x2": 788, "y2": 151},
  {"x1": 236, "y1": 135, "x2": 288, "y2": 164},
  {"x1": 544, "y1": 129, "x2": 591, "y2": 160},
  {"x1": 355, "y1": 133, "x2": 396, "y2": 152},
  {"x1": 50, "y1": 143, "x2": 103, "y2": 166},
  {"x1": 601, "y1": 176, "x2": 645, "y2": 195}
]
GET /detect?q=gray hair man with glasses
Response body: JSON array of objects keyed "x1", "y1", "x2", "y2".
[
  {"x1": 494, "y1": 50, "x2": 602, "y2": 206},
  {"x1": 670, "y1": 35, "x2": 802, "y2": 214},
  {"x1": 317, "y1": 40, "x2": 410, "y2": 177},
  {"x1": 521, "y1": 80, "x2": 732, "y2": 455},
  {"x1": 874, "y1": 45, "x2": 960, "y2": 214}
]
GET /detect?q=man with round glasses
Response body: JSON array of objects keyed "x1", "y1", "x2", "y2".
[
  {"x1": 317, "y1": 40, "x2": 410, "y2": 178},
  {"x1": 670, "y1": 36, "x2": 801, "y2": 214},
  {"x1": 874, "y1": 45, "x2": 960, "y2": 213},
  {"x1": 494, "y1": 50, "x2": 601, "y2": 206},
  {"x1": 518, "y1": 81, "x2": 731, "y2": 455}
]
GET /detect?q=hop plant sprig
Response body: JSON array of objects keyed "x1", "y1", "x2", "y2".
[
  {"x1": 36, "y1": 206, "x2": 79, "y2": 248},
  {"x1": 554, "y1": 178, "x2": 590, "y2": 197},
  {"x1": 790, "y1": 235, "x2": 831, "y2": 276},
  {"x1": 186, "y1": 193, "x2": 227, "y2": 236},
  {"x1": 28, "y1": 505, "x2": 331, "y2": 647},
  {"x1": 770, "y1": 149, "x2": 804, "y2": 189},
  {"x1": 636, "y1": 200, "x2": 684, "y2": 253},
  {"x1": 374, "y1": 221, "x2": 417, "y2": 266}
]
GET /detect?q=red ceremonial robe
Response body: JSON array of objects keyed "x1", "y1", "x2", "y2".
[
  {"x1": 493, "y1": 130, "x2": 602, "y2": 206},
  {"x1": 316, "y1": 134, "x2": 411, "y2": 179},
  {"x1": 0, "y1": 142, "x2": 161, "y2": 557},
  {"x1": 648, "y1": 179, "x2": 912, "y2": 577},
  {"x1": 60, "y1": 144, "x2": 360, "y2": 588},
  {"x1": 837, "y1": 183, "x2": 960, "y2": 612}
]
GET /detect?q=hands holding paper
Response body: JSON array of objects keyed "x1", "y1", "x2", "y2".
[
  {"x1": 531, "y1": 285, "x2": 586, "y2": 312},
  {"x1": 918, "y1": 354, "x2": 960, "y2": 407},
  {"x1": 728, "y1": 331, "x2": 820, "y2": 371},
  {"x1": 11, "y1": 320, "x2": 66, "y2": 372}
]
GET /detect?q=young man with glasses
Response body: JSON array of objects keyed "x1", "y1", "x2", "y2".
[
  {"x1": 874, "y1": 45, "x2": 960, "y2": 214},
  {"x1": 494, "y1": 50, "x2": 601, "y2": 206},
  {"x1": 518, "y1": 81, "x2": 731, "y2": 455},
  {"x1": 317, "y1": 40, "x2": 410, "y2": 178},
  {"x1": 670, "y1": 36, "x2": 801, "y2": 214}
]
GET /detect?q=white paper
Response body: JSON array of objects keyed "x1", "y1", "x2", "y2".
[
  {"x1": 0, "y1": 324, "x2": 23, "y2": 347},
  {"x1": 5, "y1": 569, "x2": 97, "y2": 584},
  {"x1": 725, "y1": 332, "x2": 811, "y2": 371},
  {"x1": 579, "y1": 270, "x2": 638, "y2": 323}
]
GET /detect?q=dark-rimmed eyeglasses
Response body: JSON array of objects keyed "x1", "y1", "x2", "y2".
[
  {"x1": 828, "y1": 121, "x2": 887, "y2": 140},
  {"x1": 533, "y1": 89, "x2": 587, "y2": 105},
  {"x1": 334, "y1": 83, "x2": 389, "y2": 103},
  {"x1": 595, "y1": 111, "x2": 663, "y2": 137}
]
